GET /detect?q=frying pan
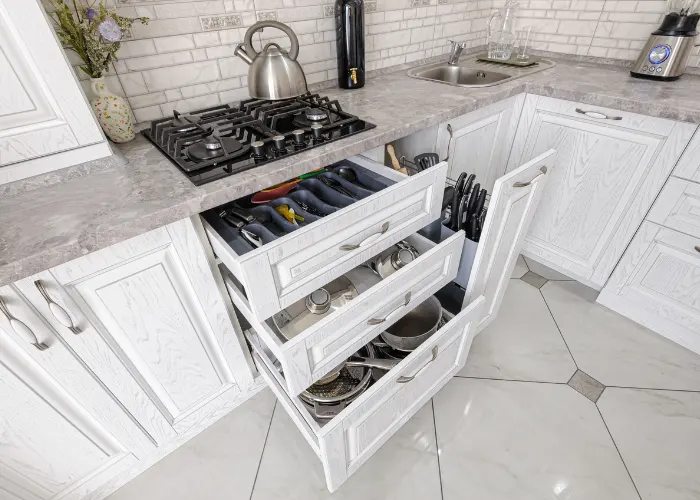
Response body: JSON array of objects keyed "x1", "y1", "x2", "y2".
[{"x1": 380, "y1": 296, "x2": 442, "y2": 351}]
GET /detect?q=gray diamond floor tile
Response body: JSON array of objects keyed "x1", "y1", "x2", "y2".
[
  {"x1": 523, "y1": 257, "x2": 574, "y2": 281},
  {"x1": 521, "y1": 270, "x2": 549, "y2": 289},
  {"x1": 512, "y1": 255, "x2": 529, "y2": 279},
  {"x1": 568, "y1": 369, "x2": 605, "y2": 402}
]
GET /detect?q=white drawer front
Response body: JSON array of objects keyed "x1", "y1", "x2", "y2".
[
  {"x1": 672, "y1": 128, "x2": 700, "y2": 183},
  {"x1": 599, "y1": 222, "x2": 700, "y2": 354},
  {"x1": 648, "y1": 177, "x2": 700, "y2": 239},
  {"x1": 205, "y1": 156, "x2": 447, "y2": 321},
  {"x1": 225, "y1": 231, "x2": 464, "y2": 396},
  {"x1": 250, "y1": 296, "x2": 485, "y2": 492}
]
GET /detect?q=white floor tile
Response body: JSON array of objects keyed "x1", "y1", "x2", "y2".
[
  {"x1": 460, "y1": 279, "x2": 576, "y2": 383},
  {"x1": 512, "y1": 254, "x2": 529, "y2": 279},
  {"x1": 433, "y1": 378, "x2": 639, "y2": 500},
  {"x1": 107, "y1": 389, "x2": 276, "y2": 500},
  {"x1": 251, "y1": 403, "x2": 442, "y2": 500},
  {"x1": 523, "y1": 256, "x2": 573, "y2": 281},
  {"x1": 598, "y1": 388, "x2": 700, "y2": 500},
  {"x1": 541, "y1": 281, "x2": 700, "y2": 391}
]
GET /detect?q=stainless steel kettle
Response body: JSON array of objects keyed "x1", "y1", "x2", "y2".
[{"x1": 234, "y1": 21, "x2": 308, "y2": 100}]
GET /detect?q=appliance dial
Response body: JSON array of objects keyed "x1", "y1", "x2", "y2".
[{"x1": 648, "y1": 45, "x2": 671, "y2": 65}]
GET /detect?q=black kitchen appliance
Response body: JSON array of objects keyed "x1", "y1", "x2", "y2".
[
  {"x1": 336, "y1": 0, "x2": 365, "y2": 89},
  {"x1": 141, "y1": 93, "x2": 376, "y2": 186}
]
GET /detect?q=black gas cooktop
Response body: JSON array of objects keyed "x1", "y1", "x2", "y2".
[{"x1": 142, "y1": 93, "x2": 376, "y2": 186}]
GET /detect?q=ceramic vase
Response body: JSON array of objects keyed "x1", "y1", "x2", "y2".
[{"x1": 90, "y1": 77, "x2": 135, "y2": 143}]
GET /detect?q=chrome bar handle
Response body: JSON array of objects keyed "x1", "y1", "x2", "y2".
[
  {"x1": 0, "y1": 297, "x2": 48, "y2": 351},
  {"x1": 397, "y1": 346, "x2": 439, "y2": 383},
  {"x1": 575, "y1": 108, "x2": 622, "y2": 120},
  {"x1": 513, "y1": 166, "x2": 548, "y2": 187},
  {"x1": 367, "y1": 292, "x2": 411, "y2": 325},
  {"x1": 34, "y1": 280, "x2": 80, "y2": 335},
  {"x1": 339, "y1": 221, "x2": 390, "y2": 251}
]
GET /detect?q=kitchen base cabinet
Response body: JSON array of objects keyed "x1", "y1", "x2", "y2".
[
  {"x1": 598, "y1": 223, "x2": 700, "y2": 355},
  {"x1": 507, "y1": 95, "x2": 697, "y2": 288},
  {"x1": 437, "y1": 95, "x2": 526, "y2": 192},
  {"x1": 12, "y1": 218, "x2": 255, "y2": 453},
  {"x1": 216, "y1": 149, "x2": 555, "y2": 491}
]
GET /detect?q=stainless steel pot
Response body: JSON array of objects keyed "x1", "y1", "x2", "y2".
[
  {"x1": 234, "y1": 21, "x2": 308, "y2": 100},
  {"x1": 380, "y1": 296, "x2": 442, "y2": 351}
]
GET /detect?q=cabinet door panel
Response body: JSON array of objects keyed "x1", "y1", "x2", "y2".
[
  {"x1": 437, "y1": 95, "x2": 525, "y2": 193},
  {"x1": 0, "y1": 329, "x2": 134, "y2": 500},
  {"x1": 509, "y1": 95, "x2": 696, "y2": 287}
]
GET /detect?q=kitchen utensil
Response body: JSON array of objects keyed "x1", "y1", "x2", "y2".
[
  {"x1": 251, "y1": 180, "x2": 300, "y2": 203},
  {"x1": 344, "y1": 264, "x2": 382, "y2": 293},
  {"x1": 371, "y1": 241, "x2": 419, "y2": 278},
  {"x1": 473, "y1": 189, "x2": 487, "y2": 221},
  {"x1": 462, "y1": 173, "x2": 475, "y2": 201},
  {"x1": 337, "y1": 0, "x2": 366, "y2": 89},
  {"x1": 319, "y1": 175, "x2": 356, "y2": 198},
  {"x1": 630, "y1": 1, "x2": 699, "y2": 81},
  {"x1": 234, "y1": 21, "x2": 308, "y2": 100},
  {"x1": 456, "y1": 192, "x2": 470, "y2": 231},
  {"x1": 414, "y1": 153, "x2": 440, "y2": 170},
  {"x1": 451, "y1": 172, "x2": 467, "y2": 229},
  {"x1": 465, "y1": 182, "x2": 480, "y2": 225},
  {"x1": 335, "y1": 166, "x2": 367, "y2": 188},
  {"x1": 272, "y1": 277, "x2": 358, "y2": 340},
  {"x1": 275, "y1": 204, "x2": 303, "y2": 224},
  {"x1": 516, "y1": 25, "x2": 533, "y2": 60},
  {"x1": 466, "y1": 213, "x2": 478, "y2": 241},
  {"x1": 240, "y1": 228, "x2": 263, "y2": 248},
  {"x1": 442, "y1": 186, "x2": 455, "y2": 212},
  {"x1": 288, "y1": 190, "x2": 338, "y2": 216},
  {"x1": 487, "y1": 1, "x2": 519, "y2": 61},
  {"x1": 227, "y1": 206, "x2": 256, "y2": 224},
  {"x1": 380, "y1": 296, "x2": 443, "y2": 351},
  {"x1": 219, "y1": 209, "x2": 246, "y2": 228},
  {"x1": 387, "y1": 144, "x2": 408, "y2": 174}
]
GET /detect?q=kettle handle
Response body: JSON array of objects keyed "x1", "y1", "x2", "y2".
[{"x1": 243, "y1": 20, "x2": 300, "y2": 60}]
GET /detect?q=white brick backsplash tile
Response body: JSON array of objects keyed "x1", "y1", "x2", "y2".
[
  {"x1": 276, "y1": 5, "x2": 322, "y2": 21},
  {"x1": 288, "y1": 19, "x2": 319, "y2": 33},
  {"x1": 554, "y1": 10, "x2": 579, "y2": 19},
  {"x1": 117, "y1": 40, "x2": 157, "y2": 58},
  {"x1": 385, "y1": 9, "x2": 404, "y2": 21},
  {"x1": 218, "y1": 56, "x2": 249, "y2": 78},
  {"x1": 219, "y1": 87, "x2": 251, "y2": 102},
  {"x1": 135, "y1": 5, "x2": 156, "y2": 18},
  {"x1": 192, "y1": 48, "x2": 209, "y2": 60},
  {"x1": 552, "y1": 0, "x2": 570, "y2": 8},
  {"x1": 194, "y1": 31, "x2": 221, "y2": 47},
  {"x1": 234, "y1": 0, "x2": 255, "y2": 10},
  {"x1": 373, "y1": 30, "x2": 411, "y2": 49},
  {"x1": 635, "y1": 0, "x2": 665, "y2": 12},
  {"x1": 133, "y1": 105, "x2": 164, "y2": 122},
  {"x1": 180, "y1": 78, "x2": 242, "y2": 98},
  {"x1": 113, "y1": 61, "x2": 128, "y2": 73},
  {"x1": 160, "y1": 93, "x2": 221, "y2": 115},
  {"x1": 154, "y1": 35, "x2": 196, "y2": 53},
  {"x1": 369, "y1": 21, "x2": 400, "y2": 33},
  {"x1": 609, "y1": 21, "x2": 658, "y2": 39},
  {"x1": 298, "y1": 42, "x2": 332, "y2": 63},
  {"x1": 591, "y1": 37, "x2": 619, "y2": 47},
  {"x1": 118, "y1": 72, "x2": 149, "y2": 96},
  {"x1": 606, "y1": 47, "x2": 638, "y2": 59},
  {"x1": 129, "y1": 92, "x2": 168, "y2": 108},
  {"x1": 593, "y1": 20, "x2": 614, "y2": 37},
  {"x1": 218, "y1": 28, "x2": 244, "y2": 44},
  {"x1": 558, "y1": 19, "x2": 598, "y2": 35},
  {"x1": 206, "y1": 44, "x2": 238, "y2": 58},
  {"x1": 253, "y1": 0, "x2": 288, "y2": 9},
  {"x1": 165, "y1": 89, "x2": 184, "y2": 101},
  {"x1": 607, "y1": 12, "x2": 662, "y2": 22},
  {"x1": 126, "y1": 51, "x2": 194, "y2": 71},
  {"x1": 143, "y1": 61, "x2": 221, "y2": 91},
  {"x1": 579, "y1": 12, "x2": 602, "y2": 20},
  {"x1": 132, "y1": 18, "x2": 202, "y2": 39},
  {"x1": 154, "y1": 1, "x2": 226, "y2": 19},
  {"x1": 200, "y1": 14, "x2": 243, "y2": 30},
  {"x1": 587, "y1": 45, "x2": 608, "y2": 56},
  {"x1": 306, "y1": 70, "x2": 328, "y2": 84}
]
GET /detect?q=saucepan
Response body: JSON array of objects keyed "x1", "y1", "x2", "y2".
[{"x1": 377, "y1": 295, "x2": 442, "y2": 352}]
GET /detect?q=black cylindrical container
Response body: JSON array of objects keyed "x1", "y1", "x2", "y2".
[{"x1": 336, "y1": 0, "x2": 365, "y2": 89}]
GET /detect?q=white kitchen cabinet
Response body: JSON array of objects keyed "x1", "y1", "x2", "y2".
[
  {"x1": 0, "y1": 287, "x2": 153, "y2": 500},
  {"x1": 507, "y1": 95, "x2": 696, "y2": 288},
  {"x1": 13, "y1": 218, "x2": 255, "y2": 451},
  {"x1": 437, "y1": 95, "x2": 525, "y2": 192},
  {"x1": 225, "y1": 149, "x2": 555, "y2": 491},
  {"x1": 598, "y1": 222, "x2": 700, "y2": 355},
  {"x1": 0, "y1": 0, "x2": 110, "y2": 185},
  {"x1": 672, "y1": 127, "x2": 700, "y2": 183}
]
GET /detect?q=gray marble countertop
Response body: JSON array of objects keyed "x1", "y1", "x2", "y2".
[{"x1": 2, "y1": 57, "x2": 699, "y2": 287}]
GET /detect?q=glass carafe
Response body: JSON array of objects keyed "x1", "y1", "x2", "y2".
[{"x1": 487, "y1": 1, "x2": 519, "y2": 60}]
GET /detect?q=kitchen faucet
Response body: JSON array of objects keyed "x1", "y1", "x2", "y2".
[{"x1": 447, "y1": 40, "x2": 468, "y2": 65}]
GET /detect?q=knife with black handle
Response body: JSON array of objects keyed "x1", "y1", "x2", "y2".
[
  {"x1": 456, "y1": 192, "x2": 470, "y2": 232},
  {"x1": 462, "y1": 174, "x2": 475, "y2": 204},
  {"x1": 464, "y1": 182, "x2": 480, "y2": 228},
  {"x1": 451, "y1": 172, "x2": 467, "y2": 229},
  {"x1": 473, "y1": 189, "x2": 487, "y2": 222},
  {"x1": 466, "y1": 214, "x2": 478, "y2": 241}
]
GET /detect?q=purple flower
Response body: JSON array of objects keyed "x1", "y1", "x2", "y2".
[
  {"x1": 98, "y1": 18, "x2": 121, "y2": 42},
  {"x1": 86, "y1": 8, "x2": 96, "y2": 20}
]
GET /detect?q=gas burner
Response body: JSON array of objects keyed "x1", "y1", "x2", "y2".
[{"x1": 141, "y1": 93, "x2": 376, "y2": 185}]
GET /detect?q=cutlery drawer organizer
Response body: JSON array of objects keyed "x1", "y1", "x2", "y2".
[
  {"x1": 244, "y1": 294, "x2": 485, "y2": 492},
  {"x1": 223, "y1": 230, "x2": 465, "y2": 396},
  {"x1": 202, "y1": 155, "x2": 447, "y2": 321}
]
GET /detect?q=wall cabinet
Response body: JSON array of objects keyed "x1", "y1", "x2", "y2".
[
  {"x1": 0, "y1": 287, "x2": 152, "y2": 500},
  {"x1": 0, "y1": 0, "x2": 110, "y2": 185},
  {"x1": 437, "y1": 95, "x2": 525, "y2": 192},
  {"x1": 507, "y1": 95, "x2": 696, "y2": 288}
]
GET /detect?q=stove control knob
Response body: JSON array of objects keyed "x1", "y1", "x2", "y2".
[
  {"x1": 273, "y1": 135, "x2": 287, "y2": 151},
  {"x1": 311, "y1": 123, "x2": 324, "y2": 141},
  {"x1": 252, "y1": 141, "x2": 266, "y2": 158},
  {"x1": 292, "y1": 129, "x2": 306, "y2": 146}
]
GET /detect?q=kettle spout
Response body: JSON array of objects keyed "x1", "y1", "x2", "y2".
[{"x1": 234, "y1": 44, "x2": 254, "y2": 65}]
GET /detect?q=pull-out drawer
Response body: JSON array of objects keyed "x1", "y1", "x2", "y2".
[
  {"x1": 647, "y1": 177, "x2": 700, "y2": 239},
  {"x1": 203, "y1": 155, "x2": 447, "y2": 321},
  {"x1": 224, "y1": 231, "x2": 465, "y2": 396},
  {"x1": 248, "y1": 295, "x2": 485, "y2": 492}
]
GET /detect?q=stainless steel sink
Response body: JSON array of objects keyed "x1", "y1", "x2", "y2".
[{"x1": 407, "y1": 57, "x2": 554, "y2": 88}]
